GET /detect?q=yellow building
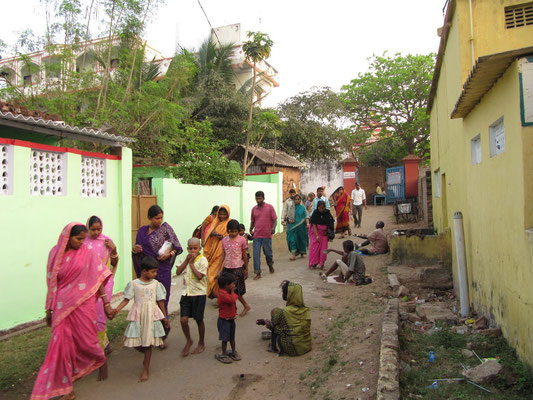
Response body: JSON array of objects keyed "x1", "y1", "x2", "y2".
[{"x1": 428, "y1": 0, "x2": 533, "y2": 365}]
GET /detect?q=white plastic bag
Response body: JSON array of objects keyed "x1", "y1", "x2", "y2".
[{"x1": 158, "y1": 240, "x2": 172, "y2": 256}]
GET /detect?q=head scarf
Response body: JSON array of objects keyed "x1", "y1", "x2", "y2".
[
  {"x1": 310, "y1": 201, "x2": 334, "y2": 226},
  {"x1": 205, "y1": 204, "x2": 231, "y2": 239},
  {"x1": 46, "y1": 222, "x2": 111, "y2": 328},
  {"x1": 85, "y1": 216, "x2": 112, "y2": 265}
]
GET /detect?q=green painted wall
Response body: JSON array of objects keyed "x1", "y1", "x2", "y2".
[
  {"x1": 0, "y1": 144, "x2": 132, "y2": 331},
  {"x1": 151, "y1": 174, "x2": 283, "y2": 266},
  {"x1": 0, "y1": 126, "x2": 59, "y2": 146}
]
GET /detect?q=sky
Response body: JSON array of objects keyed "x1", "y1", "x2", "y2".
[{"x1": 0, "y1": 0, "x2": 447, "y2": 107}]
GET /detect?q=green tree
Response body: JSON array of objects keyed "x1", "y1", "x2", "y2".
[
  {"x1": 342, "y1": 52, "x2": 435, "y2": 164},
  {"x1": 276, "y1": 87, "x2": 348, "y2": 162},
  {"x1": 168, "y1": 119, "x2": 241, "y2": 186},
  {"x1": 241, "y1": 31, "x2": 273, "y2": 178}
]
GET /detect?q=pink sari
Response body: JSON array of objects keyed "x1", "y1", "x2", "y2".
[
  {"x1": 31, "y1": 223, "x2": 111, "y2": 400},
  {"x1": 85, "y1": 218, "x2": 115, "y2": 342}
]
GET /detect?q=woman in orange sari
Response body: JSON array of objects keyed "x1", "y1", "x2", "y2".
[
  {"x1": 333, "y1": 186, "x2": 352, "y2": 238},
  {"x1": 203, "y1": 205, "x2": 230, "y2": 298}
]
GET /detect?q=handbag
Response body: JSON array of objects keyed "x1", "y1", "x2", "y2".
[{"x1": 327, "y1": 225, "x2": 335, "y2": 241}]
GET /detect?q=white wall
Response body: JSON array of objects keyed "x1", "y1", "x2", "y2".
[{"x1": 300, "y1": 161, "x2": 343, "y2": 197}]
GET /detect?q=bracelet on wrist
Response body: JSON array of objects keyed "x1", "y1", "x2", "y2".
[{"x1": 110, "y1": 254, "x2": 118, "y2": 259}]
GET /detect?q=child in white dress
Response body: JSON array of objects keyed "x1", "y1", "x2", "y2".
[{"x1": 113, "y1": 256, "x2": 169, "y2": 382}]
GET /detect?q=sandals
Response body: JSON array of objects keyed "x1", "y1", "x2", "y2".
[
  {"x1": 215, "y1": 354, "x2": 232, "y2": 364},
  {"x1": 227, "y1": 351, "x2": 242, "y2": 361}
]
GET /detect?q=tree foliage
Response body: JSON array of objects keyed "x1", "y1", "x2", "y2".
[
  {"x1": 276, "y1": 87, "x2": 348, "y2": 162},
  {"x1": 342, "y1": 52, "x2": 435, "y2": 164}
]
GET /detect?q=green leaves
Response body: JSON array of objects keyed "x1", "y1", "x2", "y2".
[
  {"x1": 242, "y1": 32, "x2": 274, "y2": 64},
  {"x1": 342, "y1": 52, "x2": 435, "y2": 164}
]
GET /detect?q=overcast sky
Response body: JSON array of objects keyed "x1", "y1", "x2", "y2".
[{"x1": 0, "y1": 0, "x2": 446, "y2": 107}]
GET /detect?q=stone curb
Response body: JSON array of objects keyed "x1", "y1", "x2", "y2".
[{"x1": 377, "y1": 298, "x2": 400, "y2": 400}]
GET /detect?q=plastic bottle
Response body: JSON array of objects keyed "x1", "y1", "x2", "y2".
[{"x1": 428, "y1": 351, "x2": 436, "y2": 362}]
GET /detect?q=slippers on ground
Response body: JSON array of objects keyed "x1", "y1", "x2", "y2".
[
  {"x1": 227, "y1": 351, "x2": 242, "y2": 361},
  {"x1": 215, "y1": 354, "x2": 232, "y2": 364}
]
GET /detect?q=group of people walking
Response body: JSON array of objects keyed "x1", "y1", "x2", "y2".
[
  {"x1": 30, "y1": 183, "x2": 389, "y2": 399},
  {"x1": 31, "y1": 190, "x2": 313, "y2": 400},
  {"x1": 282, "y1": 183, "x2": 387, "y2": 271}
]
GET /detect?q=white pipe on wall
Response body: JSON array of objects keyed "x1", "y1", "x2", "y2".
[{"x1": 454, "y1": 211, "x2": 470, "y2": 317}]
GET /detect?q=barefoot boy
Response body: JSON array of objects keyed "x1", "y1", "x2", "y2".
[{"x1": 176, "y1": 237, "x2": 208, "y2": 356}]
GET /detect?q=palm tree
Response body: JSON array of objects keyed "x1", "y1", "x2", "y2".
[{"x1": 241, "y1": 31, "x2": 273, "y2": 178}]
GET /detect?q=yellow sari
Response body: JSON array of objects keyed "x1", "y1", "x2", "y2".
[{"x1": 203, "y1": 205, "x2": 230, "y2": 298}]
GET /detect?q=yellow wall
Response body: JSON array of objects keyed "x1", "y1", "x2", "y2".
[{"x1": 430, "y1": 0, "x2": 533, "y2": 365}]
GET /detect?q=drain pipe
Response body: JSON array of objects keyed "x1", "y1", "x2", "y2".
[{"x1": 454, "y1": 212, "x2": 470, "y2": 317}]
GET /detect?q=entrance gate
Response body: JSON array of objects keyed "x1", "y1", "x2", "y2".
[{"x1": 386, "y1": 166, "x2": 405, "y2": 204}]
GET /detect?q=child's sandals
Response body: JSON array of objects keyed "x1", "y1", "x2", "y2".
[
  {"x1": 227, "y1": 351, "x2": 242, "y2": 361},
  {"x1": 215, "y1": 354, "x2": 232, "y2": 364}
]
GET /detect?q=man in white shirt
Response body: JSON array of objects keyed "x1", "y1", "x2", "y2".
[
  {"x1": 281, "y1": 189, "x2": 296, "y2": 225},
  {"x1": 311, "y1": 186, "x2": 331, "y2": 213},
  {"x1": 351, "y1": 183, "x2": 367, "y2": 228}
]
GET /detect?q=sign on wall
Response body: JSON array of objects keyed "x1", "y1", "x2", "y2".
[
  {"x1": 520, "y1": 58, "x2": 533, "y2": 126},
  {"x1": 388, "y1": 171, "x2": 402, "y2": 185},
  {"x1": 343, "y1": 171, "x2": 355, "y2": 179}
]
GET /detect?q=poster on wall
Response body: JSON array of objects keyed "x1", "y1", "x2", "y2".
[
  {"x1": 520, "y1": 59, "x2": 533, "y2": 126},
  {"x1": 388, "y1": 171, "x2": 402, "y2": 185},
  {"x1": 343, "y1": 171, "x2": 355, "y2": 179}
]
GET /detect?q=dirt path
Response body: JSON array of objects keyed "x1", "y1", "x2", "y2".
[{"x1": 21, "y1": 205, "x2": 408, "y2": 400}]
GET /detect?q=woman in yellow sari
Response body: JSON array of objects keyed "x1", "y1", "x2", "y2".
[{"x1": 203, "y1": 205, "x2": 230, "y2": 298}]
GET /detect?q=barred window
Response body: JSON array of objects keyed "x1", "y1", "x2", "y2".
[{"x1": 505, "y1": 3, "x2": 533, "y2": 29}]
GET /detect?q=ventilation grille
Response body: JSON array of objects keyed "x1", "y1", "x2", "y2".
[
  {"x1": 81, "y1": 156, "x2": 106, "y2": 197},
  {"x1": 505, "y1": 3, "x2": 533, "y2": 29}
]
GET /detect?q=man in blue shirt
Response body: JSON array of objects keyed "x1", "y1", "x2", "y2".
[{"x1": 311, "y1": 186, "x2": 330, "y2": 213}]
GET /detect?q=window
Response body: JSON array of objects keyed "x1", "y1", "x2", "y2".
[
  {"x1": 81, "y1": 156, "x2": 106, "y2": 197},
  {"x1": 30, "y1": 149, "x2": 67, "y2": 196},
  {"x1": 1, "y1": 144, "x2": 13, "y2": 195},
  {"x1": 433, "y1": 168, "x2": 441, "y2": 198},
  {"x1": 505, "y1": 3, "x2": 533, "y2": 29},
  {"x1": 490, "y1": 117, "x2": 505, "y2": 157},
  {"x1": 471, "y1": 135, "x2": 481, "y2": 165},
  {"x1": 23, "y1": 75, "x2": 32, "y2": 85}
]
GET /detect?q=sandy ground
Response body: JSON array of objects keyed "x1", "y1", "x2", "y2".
[{"x1": 10, "y1": 204, "x2": 419, "y2": 400}]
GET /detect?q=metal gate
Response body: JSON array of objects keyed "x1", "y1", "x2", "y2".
[{"x1": 386, "y1": 166, "x2": 405, "y2": 204}]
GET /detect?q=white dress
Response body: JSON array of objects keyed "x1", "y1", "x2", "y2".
[{"x1": 123, "y1": 279, "x2": 167, "y2": 347}]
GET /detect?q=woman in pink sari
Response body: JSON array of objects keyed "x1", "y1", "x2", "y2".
[
  {"x1": 31, "y1": 223, "x2": 112, "y2": 400},
  {"x1": 86, "y1": 216, "x2": 119, "y2": 378},
  {"x1": 308, "y1": 201, "x2": 335, "y2": 269}
]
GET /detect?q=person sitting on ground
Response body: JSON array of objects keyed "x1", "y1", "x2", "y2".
[
  {"x1": 355, "y1": 220, "x2": 389, "y2": 255},
  {"x1": 175, "y1": 238, "x2": 208, "y2": 357},
  {"x1": 256, "y1": 281, "x2": 311, "y2": 356},
  {"x1": 320, "y1": 240, "x2": 368, "y2": 285}
]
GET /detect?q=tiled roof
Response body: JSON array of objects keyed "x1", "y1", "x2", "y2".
[
  {"x1": 0, "y1": 110, "x2": 134, "y2": 146},
  {"x1": 237, "y1": 145, "x2": 306, "y2": 168}
]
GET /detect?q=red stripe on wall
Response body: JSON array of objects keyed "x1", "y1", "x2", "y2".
[{"x1": 0, "y1": 137, "x2": 121, "y2": 160}]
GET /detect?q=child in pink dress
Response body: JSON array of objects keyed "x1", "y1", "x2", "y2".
[{"x1": 219, "y1": 219, "x2": 250, "y2": 316}]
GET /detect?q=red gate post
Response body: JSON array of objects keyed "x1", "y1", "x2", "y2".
[
  {"x1": 402, "y1": 154, "x2": 421, "y2": 198},
  {"x1": 342, "y1": 157, "x2": 358, "y2": 195}
]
